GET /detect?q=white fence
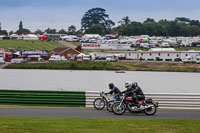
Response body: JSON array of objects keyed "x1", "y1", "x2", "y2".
[{"x1": 86, "y1": 91, "x2": 200, "y2": 109}]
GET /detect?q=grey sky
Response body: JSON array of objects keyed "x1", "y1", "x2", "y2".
[{"x1": 0, "y1": 0, "x2": 200, "y2": 32}]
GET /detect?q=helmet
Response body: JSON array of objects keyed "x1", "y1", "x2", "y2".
[
  {"x1": 109, "y1": 83, "x2": 114, "y2": 89},
  {"x1": 125, "y1": 81, "x2": 132, "y2": 88},
  {"x1": 132, "y1": 82, "x2": 138, "y2": 88}
]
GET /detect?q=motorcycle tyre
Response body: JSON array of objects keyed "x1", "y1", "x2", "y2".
[
  {"x1": 112, "y1": 101, "x2": 126, "y2": 115},
  {"x1": 107, "y1": 101, "x2": 114, "y2": 112},
  {"x1": 144, "y1": 103, "x2": 157, "y2": 115},
  {"x1": 93, "y1": 98, "x2": 106, "y2": 110}
]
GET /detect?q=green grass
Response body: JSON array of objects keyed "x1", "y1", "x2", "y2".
[
  {"x1": 0, "y1": 118, "x2": 199, "y2": 133},
  {"x1": 70, "y1": 41, "x2": 81, "y2": 46},
  {"x1": 175, "y1": 47, "x2": 200, "y2": 51},
  {"x1": 0, "y1": 40, "x2": 64, "y2": 51},
  {"x1": 5, "y1": 61, "x2": 200, "y2": 72},
  {"x1": 4, "y1": 61, "x2": 114, "y2": 70}
]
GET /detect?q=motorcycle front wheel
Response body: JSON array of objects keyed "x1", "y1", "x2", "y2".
[
  {"x1": 112, "y1": 101, "x2": 126, "y2": 115},
  {"x1": 144, "y1": 103, "x2": 157, "y2": 115},
  {"x1": 93, "y1": 98, "x2": 106, "y2": 110},
  {"x1": 107, "y1": 101, "x2": 114, "y2": 112}
]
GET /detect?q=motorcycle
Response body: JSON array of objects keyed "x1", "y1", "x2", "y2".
[
  {"x1": 112, "y1": 94, "x2": 159, "y2": 115},
  {"x1": 93, "y1": 91, "x2": 117, "y2": 112}
]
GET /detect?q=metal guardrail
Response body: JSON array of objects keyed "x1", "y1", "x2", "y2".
[
  {"x1": 0, "y1": 90, "x2": 86, "y2": 107},
  {"x1": 0, "y1": 90, "x2": 199, "y2": 109},
  {"x1": 86, "y1": 91, "x2": 200, "y2": 109}
]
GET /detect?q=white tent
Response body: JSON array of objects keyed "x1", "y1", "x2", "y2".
[
  {"x1": 23, "y1": 34, "x2": 38, "y2": 40},
  {"x1": 82, "y1": 34, "x2": 101, "y2": 41},
  {"x1": 13, "y1": 51, "x2": 21, "y2": 56},
  {"x1": 0, "y1": 35, "x2": 5, "y2": 40}
]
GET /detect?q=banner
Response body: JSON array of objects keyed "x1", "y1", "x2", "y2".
[{"x1": 81, "y1": 43, "x2": 134, "y2": 50}]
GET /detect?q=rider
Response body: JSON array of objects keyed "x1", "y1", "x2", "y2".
[
  {"x1": 122, "y1": 81, "x2": 145, "y2": 108},
  {"x1": 132, "y1": 82, "x2": 145, "y2": 108},
  {"x1": 106, "y1": 83, "x2": 122, "y2": 100}
]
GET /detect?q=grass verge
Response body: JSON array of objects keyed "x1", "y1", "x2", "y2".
[
  {"x1": 0, "y1": 117, "x2": 199, "y2": 133},
  {"x1": 0, "y1": 40, "x2": 64, "y2": 51},
  {"x1": 70, "y1": 41, "x2": 81, "y2": 46},
  {"x1": 4, "y1": 61, "x2": 200, "y2": 72},
  {"x1": 4, "y1": 61, "x2": 114, "y2": 70}
]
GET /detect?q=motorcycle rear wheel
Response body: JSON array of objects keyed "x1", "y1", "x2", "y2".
[
  {"x1": 93, "y1": 98, "x2": 106, "y2": 110},
  {"x1": 144, "y1": 103, "x2": 157, "y2": 115},
  {"x1": 112, "y1": 102, "x2": 126, "y2": 115}
]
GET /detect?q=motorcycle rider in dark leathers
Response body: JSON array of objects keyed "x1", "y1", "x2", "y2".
[
  {"x1": 122, "y1": 81, "x2": 145, "y2": 108},
  {"x1": 106, "y1": 83, "x2": 122, "y2": 101}
]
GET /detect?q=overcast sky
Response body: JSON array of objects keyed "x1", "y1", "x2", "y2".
[{"x1": 1, "y1": 0, "x2": 200, "y2": 32}]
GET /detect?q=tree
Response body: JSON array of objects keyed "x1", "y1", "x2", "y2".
[
  {"x1": 118, "y1": 16, "x2": 131, "y2": 25},
  {"x1": 45, "y1": 28, "x2": 57, "y2": 34},
  {"x1": 15, "y1": 21, "x2": 31, "y2": 34},
  {"x1": 9, "y1": 31, "x2": 13, "y2": 35},
  {"x1": 19, "y1": 21, "x2": 23, "y2": 30},
  {"x1": 191, "y1": 25, "x2": 200, "y2": 36},
  {"x1": 15, "y1": 29, "x2": 31, "y2": 35},
  {"x1": 35, "y1": 29, "x2": 43, "y2": 35},
  {"x1": 143, "y1": 22, "x2": 158, "y2": 36},
  {"x1": 115, "y1": 17, "x2": 200, "y2": 37},
  {"x1": 144, "y1": 18, "x2": 155, "y2": 23},
  {"x1": 85, "y1": 24, "x2": 104, "y2": 35},
  {"x1": 0, "y1": 30, "x2": 8, "y2": 36},
  {"x1": 58, "y1": 29, "x2": 67, "y2": 34},
  {"x1": 76, "y1": 29, "x2": 84, "y2": 36},
  {"x1": 190, "y1": 20, "x2": 200, "y2": 26},
  {"x1": 175, "y1": 17, "x2": 190, "y2": 23},
  {"x1": 118, "y1": 24, "x2": 134, "y2": 36},
  {"x1": 81, "y1": 7, "x2": 115, "y2": 33},
  {"x1": 68, "y1": 25, "x2": 76, "y2": 35},
  {"x1": 0, "y1": 22, "x2": 8, "y2": 36}
]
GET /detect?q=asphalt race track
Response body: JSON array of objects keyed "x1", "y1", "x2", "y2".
[{"x1": 0, "y1": 108, "x2": 199, "y2": 120}]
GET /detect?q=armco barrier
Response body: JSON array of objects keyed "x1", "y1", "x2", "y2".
[
  {"x1": 86, "y1": 91, "x2": 200, "y2": 109},
  {"x1": 0, "y1": 90, "x2": 85, "y2": 107},
  {"x1": 1, "y1": 90, "x2": 200, "y2": 109}
]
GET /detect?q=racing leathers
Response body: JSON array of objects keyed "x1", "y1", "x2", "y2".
[
  {"x1": 122, "y1": 85, "x2": 145, "y2": 107},
  {"x1": 106, "y1": 87, "x2": 122, "y2": 101}
]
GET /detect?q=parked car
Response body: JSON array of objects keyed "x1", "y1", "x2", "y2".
[
  {"x1": 89, "y1": 39, "x2": 97, "y2": 43},
  {"x1": 49, "y1": 55, "x2": 67, "y2": 62},
  {"x1": 11, "y1": 58, "x2": 27, "y2": 64},
  {"x1": 106, "y1": 55, "x2": 118, "y2": 62},
  {"x1": 0, "y1": 57, "x2": 5, "y2": 64},
  {"x1": 70, "y1": 55, "x2": 76, "y2": 61}
]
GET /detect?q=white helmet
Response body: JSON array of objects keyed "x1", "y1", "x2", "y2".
[{"x1": 125, "y1": 81, "x2": 132, "y2": 88}]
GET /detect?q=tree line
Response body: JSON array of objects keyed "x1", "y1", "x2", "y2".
[
  {"x1": 116, "y1": 17, "x2": 200, "y2": 37},
  {"x1": 1, "y1": 7, "x2": 200, "y2": 37}
]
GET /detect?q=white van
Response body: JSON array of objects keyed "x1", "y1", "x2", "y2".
[
  {"x1": 11, "y1": 58, "x2": 24, "y2": 64},
  {"x1": 0, "y1": 57, "x2": 5, "y2": 64},
  {"x1": 49, "y1": 55, "x2": 67, "y2": 62},
  {"x1": 83, "y1": 55, "x2": 91, "y2": 61},
  {"x1": 195, "y1": 56, "x2": 200, "y2": 64},
  {"x1": 106, "y1": 55, "x2": 118, "y2": 62},
  {"x1": 182, "y1": 56, "x2": 195, "y2": 63}
]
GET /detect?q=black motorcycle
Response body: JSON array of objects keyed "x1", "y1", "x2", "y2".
[{"x1": 112, "y1": 94, "x2": 159, "y2": 115}]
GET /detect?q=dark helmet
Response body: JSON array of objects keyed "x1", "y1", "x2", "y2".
[
  {"x1": 132, "y1": 82, "x2": 138, "y2": 88},
  {"x1": 109, "y1": 83, "x2": 114, "y2": 89}
]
